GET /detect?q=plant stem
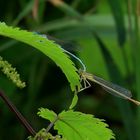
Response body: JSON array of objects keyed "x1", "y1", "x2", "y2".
[
  {"x1": 0, "y1": 91, "x2": 36, "y2": 136},
  {"x1": 46, "y1": 116, "x2": 59, "y2": 133}
]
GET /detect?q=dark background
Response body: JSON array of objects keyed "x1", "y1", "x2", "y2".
[{"x1": 0, "y1": 0, "x2": 140, "y2": 140}]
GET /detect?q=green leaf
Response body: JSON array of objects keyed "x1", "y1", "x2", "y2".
[
  {"x1": 38, "y1": 109, "x2": 115, "y2": 140},
  {"x1": 108, "y1": 0, "x2": 126, "y2": 46},
  {"x1": 0, "y1": 22, "x2": 81, "y2": 91},
  {"x1": 49, "y1": 0, "x2": 81, "y2": 19},
  {"x1": 69, "y1": 93, "x2": 78, "y2": 109},
  {"x1": 38, "y1": 108, "x2": 57, "y2": 122},
  {"x1": 12, "y1": 0, "x2": 34, "y2": 25}
]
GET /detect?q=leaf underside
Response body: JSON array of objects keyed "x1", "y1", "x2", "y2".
[{"x1": 0, "y1": 22, "x2": 81, "y2": 91}]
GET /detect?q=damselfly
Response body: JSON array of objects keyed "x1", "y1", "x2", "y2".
[
  {"x1": 79, "y1": 70, "x2": 140, "y2": 105},
  {"x1": 37, "y1": 33, "x2": 140, "y2": 105}
]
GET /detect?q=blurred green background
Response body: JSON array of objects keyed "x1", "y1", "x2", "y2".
[{"x1": 0, "y1": 0, "x2": 140, "y2": 139}]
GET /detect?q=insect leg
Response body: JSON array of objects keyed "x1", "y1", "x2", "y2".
[{"x1": 79, "y1": 79, "x2": 91, "y2": 92}]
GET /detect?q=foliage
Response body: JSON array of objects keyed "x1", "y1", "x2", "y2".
[
  {"x1": 35, "y1": 108, "x2": 115, "y2": 140},
  {"x1": 0, "y1": 22, "x2": 80, "y2": 91},
  {"x1": 28, "y1": 129, "x2": 62, "y2": 140},
  {"x1": 0, "y1": 16, "x2": 114, "y2": 140},
  {"x1": 0, "y1": 0, "x2": 140, "y2": 140}
]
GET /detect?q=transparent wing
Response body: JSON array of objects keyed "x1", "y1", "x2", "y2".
[
  {"x1": 93, "y1": 75, "x2": 132, "y2": 99},
  {"x1": 81, "y1": 71, "x2": 140, "y2": 105}
]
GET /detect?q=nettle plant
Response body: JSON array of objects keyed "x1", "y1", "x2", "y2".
[{"x1": 0, "y1": 22, "x2": 116, "y2": 140}]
